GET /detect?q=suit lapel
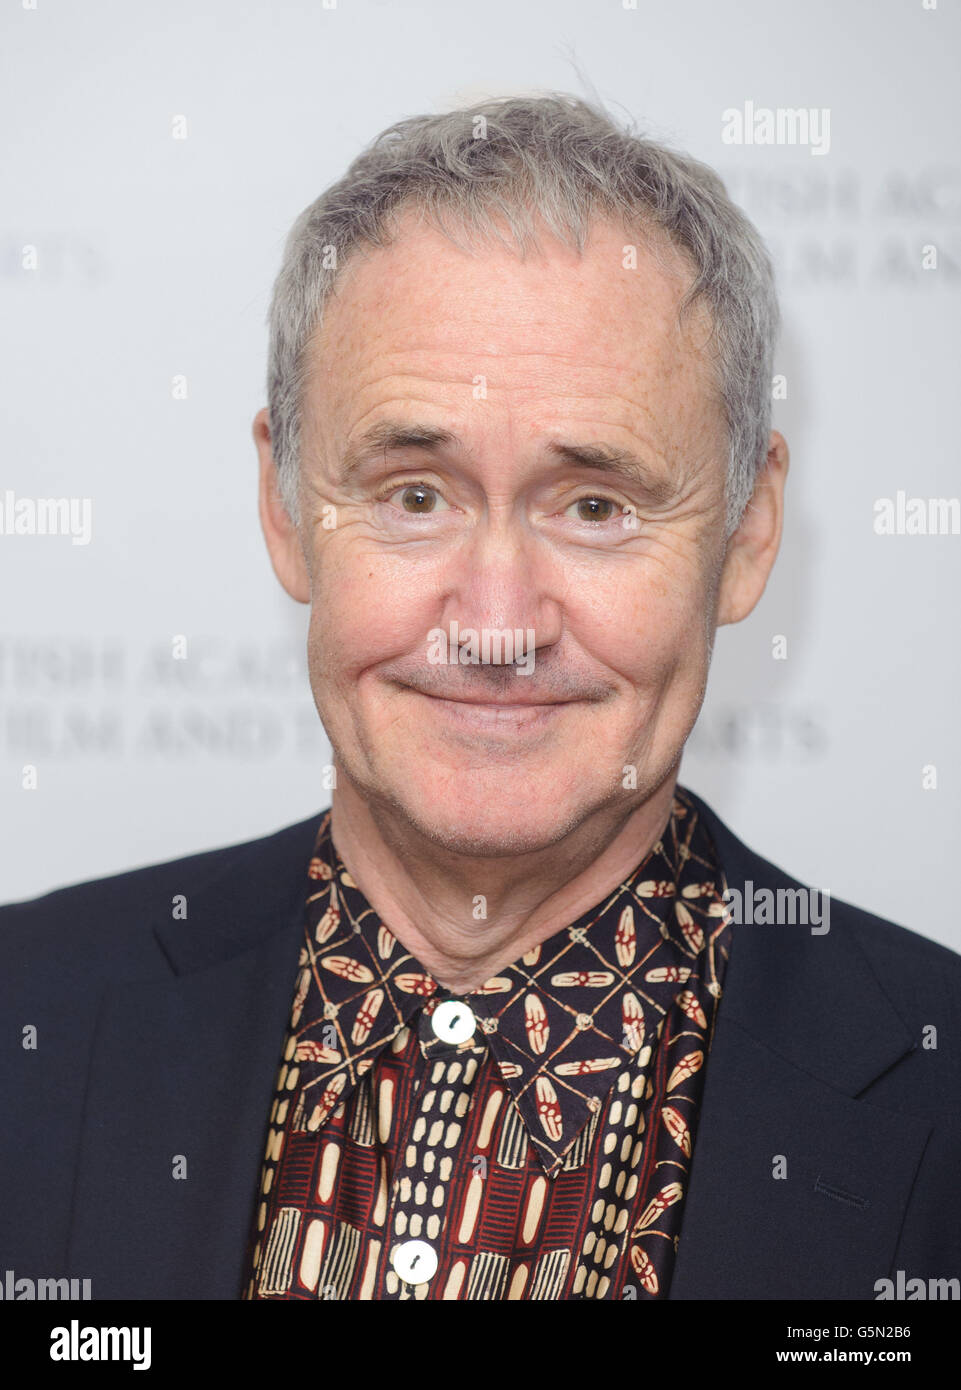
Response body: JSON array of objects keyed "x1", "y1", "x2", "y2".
[
  {"x1": 670, "y1": 794, "x2": 930, "y2": 1299},
  {"x1": 66, "y1": 820, "x2": 318, "y2": 1299}
]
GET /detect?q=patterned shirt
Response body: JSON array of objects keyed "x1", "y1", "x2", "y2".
[{"x1": 243, "y1": 786, "x2": 732, "y2": 1300}]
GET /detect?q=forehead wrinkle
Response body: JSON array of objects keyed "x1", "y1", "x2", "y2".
[{"x1": 305, "y1": 237, "x2": 723, "y2": 487}]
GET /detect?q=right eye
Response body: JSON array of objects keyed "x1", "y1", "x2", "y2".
[{"x1": 380, "y1": 483, "x2": 451, "y2": 515}]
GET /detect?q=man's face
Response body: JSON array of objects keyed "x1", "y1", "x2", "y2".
[{"x1": 280, "y1": 213, "x2": 735, "y2": 855}]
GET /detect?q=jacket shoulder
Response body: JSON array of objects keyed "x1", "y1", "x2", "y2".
[
  {"x1": 685, "y1": 785, "x2": 961, "y2": 992},
  {"x1": 838, "y1": 899, "x2": 961, "y2": 1021},
  {"x1": 0, "y1": 813, "x2": 322, "y2": 965}
]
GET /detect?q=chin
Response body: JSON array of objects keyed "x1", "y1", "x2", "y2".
[
  {"x1": 397, "y1": 806, "x2": 585, "y2": 860},
  {"x1": 372, "y1": 766, "x2": 617, "y2": 861}
]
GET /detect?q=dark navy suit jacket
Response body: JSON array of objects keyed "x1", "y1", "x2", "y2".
[{"x1": 2, "y1": 790, "x2": 959, "y2": 1300}]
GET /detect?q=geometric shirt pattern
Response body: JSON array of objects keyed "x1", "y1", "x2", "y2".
[{"x1": 242, "y1": 785, "x2": 732, "y2": 1300}]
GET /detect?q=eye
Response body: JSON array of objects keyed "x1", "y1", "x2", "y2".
[
  {"x1": 565, "y1": 495, "x2": 619, "y2": 523},
  {"x1": 385, "y1": 483, "x2": 450, "y2": 514}
]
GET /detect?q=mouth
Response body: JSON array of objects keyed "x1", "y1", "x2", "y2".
[{"x1": 408, "y1": 688, "x2": 576, "y2": 729}]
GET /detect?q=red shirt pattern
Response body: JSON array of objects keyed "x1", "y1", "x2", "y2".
[{"x1": 243, "y1": 787, "x2": 731, "y2": 1300}]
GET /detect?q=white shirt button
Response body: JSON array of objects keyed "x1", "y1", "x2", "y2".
[
  {"x1": 431, "y1": 998, "x2": 476, "y2": 1044},
  {"x1": 392, "y1": 1239, "x2": 438, "y2": 1285}
]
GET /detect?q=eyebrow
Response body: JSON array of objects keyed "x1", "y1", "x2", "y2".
[
  {"x1": 339, "y1": 418, "x2": 674, "y2": 501},
  {"x1": 340, "y1": 421, "x2": 460, "y2": 480}
]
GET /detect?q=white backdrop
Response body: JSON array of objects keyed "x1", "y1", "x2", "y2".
[{"x1": 2, "y1": 0, "x2": 959, "y2": 952}]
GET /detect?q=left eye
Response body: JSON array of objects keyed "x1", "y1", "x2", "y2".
[{"x1": 565, "y1": 496, "x2": 618, "y2": 523}]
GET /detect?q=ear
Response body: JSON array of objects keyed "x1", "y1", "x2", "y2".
[
  {"x1": 716, "y1": 430, "x2": 789, "y2": 626},
  {"x1": 253, "y1": 407, "x2": 311, "y2": 604}
]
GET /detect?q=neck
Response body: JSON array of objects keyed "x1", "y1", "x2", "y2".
[{"x1": 328, "y1": 770, "x2": 679, "y2": 993}]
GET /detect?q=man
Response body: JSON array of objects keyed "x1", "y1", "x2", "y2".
[{"x1": 2, "y1": 94, "x2": 959, "y2": 1302}]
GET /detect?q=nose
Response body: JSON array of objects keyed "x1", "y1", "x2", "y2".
[{"x1": 436, "y1": 516, "x2": 564, "y2": 667}]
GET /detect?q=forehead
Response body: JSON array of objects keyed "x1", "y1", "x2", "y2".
[{"x1": 304, "y1": 208, "x2": 721, "y2": 453}]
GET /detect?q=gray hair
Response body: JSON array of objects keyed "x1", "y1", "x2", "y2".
[{"x1": 266, "y1": 92, "x2": 779, "y2": 533}]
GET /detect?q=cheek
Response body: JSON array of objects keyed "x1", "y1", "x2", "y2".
[
  {"x1": 306, "y1": 541, "x2": 438, "y2": 680},
  {"x1": 580, "y1": 557, "x2": 711, "y2": 695}
]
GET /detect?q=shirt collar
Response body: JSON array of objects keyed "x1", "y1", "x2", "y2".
[{"x1": 289, "y1": 788, "x2": 726, "y2": 1177}]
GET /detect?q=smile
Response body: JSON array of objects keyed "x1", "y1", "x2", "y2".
[{"x1": 410, "y1": 689, "x2": 573, "y2": 730}]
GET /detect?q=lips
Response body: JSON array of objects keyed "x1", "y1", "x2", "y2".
[
  {"x1": 406, "y1": 686, "x2": 574, "y2": 732},
  {"x1": 418, "y1": 692, "x2": 570, "y2": 709}
]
